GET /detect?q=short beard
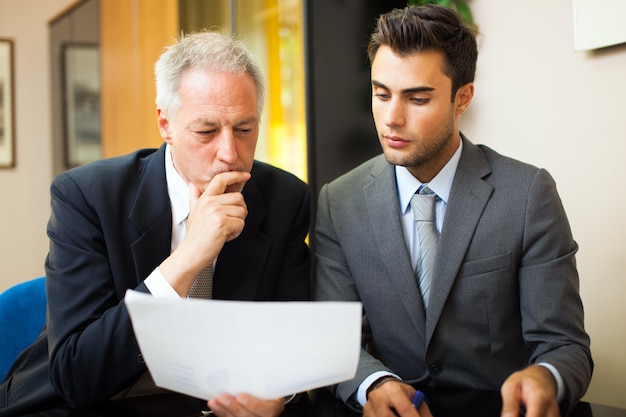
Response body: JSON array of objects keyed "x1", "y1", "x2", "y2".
[{"x1": 383, "y1": 109, "x2": 455, "y2": 169}]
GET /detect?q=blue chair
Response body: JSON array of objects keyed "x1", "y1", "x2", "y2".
[{"x1": 0, "y1": 276, "x2": 47, "y2": 381}]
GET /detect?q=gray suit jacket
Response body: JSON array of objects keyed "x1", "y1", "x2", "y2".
[{"x1": 314, "y1": 136, "x2": 592, "y2": 412}]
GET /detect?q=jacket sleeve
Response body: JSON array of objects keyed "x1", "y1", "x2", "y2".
[
  {"x1": 517, "y1": 168, "x2": 593, "y2": 411},
  {"x1": 45, "y1": 172, "x2": 151, "y2": 408},
  {"x1": 314, "y1": 183, "x2": 394, "y2": 407}
]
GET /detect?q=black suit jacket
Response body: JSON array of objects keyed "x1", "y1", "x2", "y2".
[{"x1": 0, "y1": 145, "x2": 311, "y2": 415}]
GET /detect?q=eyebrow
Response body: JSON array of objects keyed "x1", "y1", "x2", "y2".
[
  {"x1": 191, "y1": 117, "x2": 258, "y2": 127},
  {"x1": 235, "y1": 117, "x2": 259, "y2": 126},
  {"x1": 372, "y1": 80, "x2": 435, "y2": 94}
]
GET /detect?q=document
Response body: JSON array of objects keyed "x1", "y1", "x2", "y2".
[{"x1": 124, "y1": 290, "x2": 362, "y2": 400}]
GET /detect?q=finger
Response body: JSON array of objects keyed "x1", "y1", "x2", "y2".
[
  {"x1": 188, "y1": 182, "x2": 202, "y2": 212},
  {"x1": 501, "y1": 382, "x2": 522, "y2": 417},
  {"x1": 208, "y1": 395, "x2": 239, "y2": 417},
  {"x1": 225, "y1": 220, "x2": 246, "y2": 242},
  {"x1": 208, "y1": 394, "x2": 283, "y2": 417},
  {"x1": 418, "y1": 402, "x2": 434, "y2": 417},
  {"x1": 235, "y1": 394, "x2": 285, "y2": 416},
  {"x1": 205, "y1": 171, "x2": 251, "y2": 196},
  {"x1": 520, "y1": 391, "x2": 560, "y2": 417},
  {"x1": 366, "y1": 382, "x2": 420, "y2": 417}
]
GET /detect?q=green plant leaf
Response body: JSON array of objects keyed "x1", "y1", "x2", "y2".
[
  {"x1": 455, "y1": 2, "x2": 474, "y2": 26},
  {"x1": 406, "y1": 0, "x2": 476, "y2": 29}
]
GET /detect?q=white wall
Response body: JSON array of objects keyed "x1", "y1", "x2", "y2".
[
  {"x1": 0, "y1": 0, "x2": 75, "y2": 288},
  {"x1": 464, "y1": 0, "x2": 626, "y2": 408},
  {"x1": 0, "y1": 0, "x2": 625, "y2": 409}
]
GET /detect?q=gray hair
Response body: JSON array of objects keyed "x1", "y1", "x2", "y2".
[{"x1": 155, "y1": 31, "x2": 265, "y2": 120}]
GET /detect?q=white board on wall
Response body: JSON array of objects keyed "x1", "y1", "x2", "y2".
[{"x1": 573, "y1": 0, "x2": 626, "y2": 51}]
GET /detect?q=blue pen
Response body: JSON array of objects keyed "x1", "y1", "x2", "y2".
[{"x1": 412, "y1": 390, "x2": 426, "y2": 410}]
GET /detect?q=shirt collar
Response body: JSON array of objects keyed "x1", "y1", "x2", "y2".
[
  {"x1": 396, "y1": 139, "x2": 463, "y2": 213},
  {"x1": 165, "y1": 144, "x2": 190, "y2": 226}
]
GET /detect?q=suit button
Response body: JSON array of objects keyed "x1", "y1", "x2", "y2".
[
  {"x1": 429, "y1": 363, "x2": 442, "y2": 375},
  {"x1": 137, "y1": 354, "x2": 144, "y2": 363}
]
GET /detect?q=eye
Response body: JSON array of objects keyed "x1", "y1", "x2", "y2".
[
  {"x1": 194, "y1": 129, "x2": 216, "y2": 136},
  {"x1": 411, "y1": 97, "x2": 430, "y2": 105},
  {"x1": 374, "y1": 92, "x2": 390, "y2": 100}
]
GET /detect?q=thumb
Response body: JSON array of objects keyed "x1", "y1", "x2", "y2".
[{"x1": 188, "y1": 182, "x2": 202, "y2": 212}]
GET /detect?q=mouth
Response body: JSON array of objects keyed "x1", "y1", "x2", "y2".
[
  {"x1": 383, "y1": 134, "x2": 410, "y2": 148},
  {"x1": 213, "y1": 166, "x2": 244, "y2": 175}
]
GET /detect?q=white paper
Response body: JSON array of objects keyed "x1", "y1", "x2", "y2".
[{"x1": 124, "y1": 290, "x2": 362, "y2": 400}]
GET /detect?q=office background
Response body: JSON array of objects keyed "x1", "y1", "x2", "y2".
[{"x1": 1, "y1": 0, "x2": 625, "y2": 409}]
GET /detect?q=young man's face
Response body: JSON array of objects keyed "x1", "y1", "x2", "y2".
[
  {"x1": 158, "y1": 68, "x2": 259, "y2": 193},
  {"x1": 371, "y1": 46, "x2": 472, "y2": 182}
]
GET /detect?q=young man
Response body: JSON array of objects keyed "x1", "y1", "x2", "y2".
[
  {"x1": 1, "y1": 32, "x2": 310, "y2": 417},
  {"x1": 314, "y1": 5, "x2": 592, "y2": 417}
]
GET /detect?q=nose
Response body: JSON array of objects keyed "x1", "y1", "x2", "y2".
[
  {"x1": 384, "y1": 98, "x2": 405, "y2": 127},
  {"x1": 216, "y1": 130, "x2": 238, "y2": 164}
]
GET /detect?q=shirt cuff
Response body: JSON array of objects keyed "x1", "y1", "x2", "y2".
[
  {"x1": 144, "y1": 267, "x2": 180, "y2": 298},
  {"x1": 356, "y1": 371, "x2": 400, "y2": 406},
  {"x1": 538, "y1": 362, "x2": 565, "y2": 402}
]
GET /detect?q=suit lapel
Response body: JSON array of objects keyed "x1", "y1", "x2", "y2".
[
  {"x1": 129, "y1": 145, "x2": 173, "y2": 283},
  {"x1": 425, "y1": 139, "x2": 493, "y2": 344},
  {"x1": 364, "y1": 157, "x2": 427, "y2": 344}
]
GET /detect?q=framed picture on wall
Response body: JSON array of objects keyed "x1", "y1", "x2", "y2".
[
  {"x1": 574, "y1": 0, "x2": 626, "y2": 50},
  {"x1": 0, "y1": 38, "x2": 15, "y2": 168},
  {"x1": 62, "y1": 42, "x2": 101, "y2": 167}
]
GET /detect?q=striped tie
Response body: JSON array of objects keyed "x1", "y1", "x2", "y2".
[
  {"x1": 126, "y1": 265, "x2": 214, "y2": 397},
  {"x1": 410, "y1": 187, "x2": 439, "y2": 309}
]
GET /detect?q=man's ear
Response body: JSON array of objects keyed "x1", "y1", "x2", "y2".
[
  {"x1": 455, "y1": 82, "x2": 474, "y2": 116},
  {"x1": 157, "y1": 108, "x2": 173, "y2": 144}
]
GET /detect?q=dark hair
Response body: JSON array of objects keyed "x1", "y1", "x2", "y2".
[{"x1": 367, "y1": 4, "x2": 477, "y2": 101}]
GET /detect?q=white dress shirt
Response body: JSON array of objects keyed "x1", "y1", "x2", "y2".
[{"x1": 143, "y1": 144, "x2": 191, "y2": 298}]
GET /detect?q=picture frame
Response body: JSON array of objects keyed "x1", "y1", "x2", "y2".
[
  {"x1": 0, "y1": 38, "x2": 15, "y2": 168},
  {"x1": 62, "y1": 42, "x2": 101, "y2": 168},
  {"x1": 574, "y1": 0, "x2": 626, "y2": 51}
]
